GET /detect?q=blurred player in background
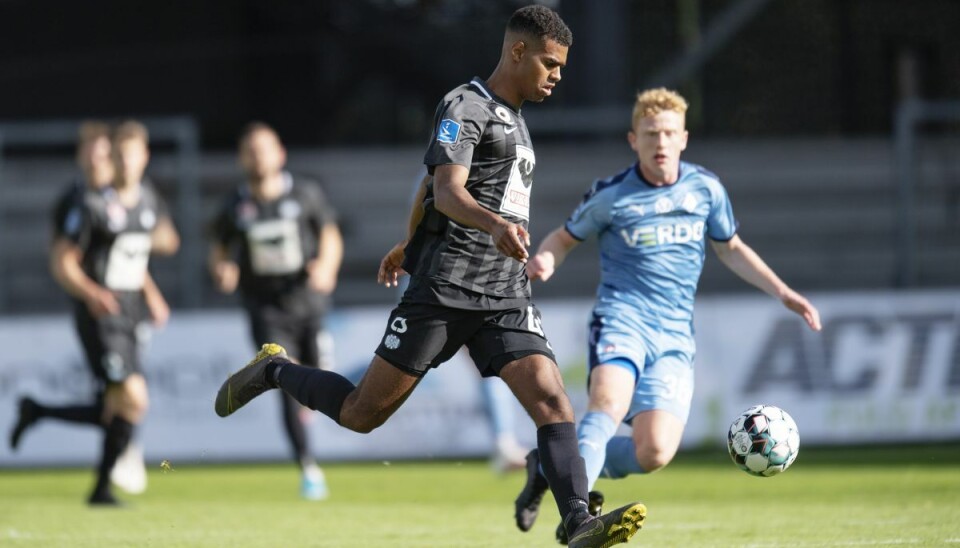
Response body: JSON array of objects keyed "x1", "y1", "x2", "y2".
[
  {"x1": 522, "y1": 88, "x2": 822, "y2": 543},
  {"x1": 215, "y1": 6, "x2": 646, "y2": 547},
  {"x1": 10, "y1": 120, "x2": 178, "y2": 505},
  {"x1": 209, "y1": 122, "x2": 343, "y2": 500}
]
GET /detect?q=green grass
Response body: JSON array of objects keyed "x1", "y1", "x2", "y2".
[{"x1": 2, "y1": 445, "x2": 959, "y2": 547}]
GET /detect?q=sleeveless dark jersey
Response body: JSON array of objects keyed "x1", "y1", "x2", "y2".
[{"x1": 403, "y1": 77, "x2": 536, "y2": 301}]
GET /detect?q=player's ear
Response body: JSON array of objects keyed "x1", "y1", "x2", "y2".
[{"x1": 510, "y1": 39, "x2": 526, "y2": 62}]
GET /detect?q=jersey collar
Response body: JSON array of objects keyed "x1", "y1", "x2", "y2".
[
  {"x1": 632, "y1": 161, "x2": 686, "y2": 189},
  {"x1": 470, "y1": 77, "x2": 520, "y2": 114}
]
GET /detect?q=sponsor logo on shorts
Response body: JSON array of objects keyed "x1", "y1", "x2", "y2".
[
  {"x1": 384, "y1": 334, "x2": 400, "y2": 350},
  {"x1": 390, "y1": 317, "x2": 408, "y2": 333}
]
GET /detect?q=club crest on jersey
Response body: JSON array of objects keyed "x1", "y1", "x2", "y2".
[
  {"x1": 106, "y1": 201, "x2": 128, "y2": 232},
  {"x1": 140, "y1": 209, "x2": 156, "y2": 230},
  {"x1": 654, "y1": 197, "x2": 674, "y2": 214},
  {"x1": 681, "y1": 192, "x2": 699, "y2": 213},
  {"x1": 236, "y1": 200, "x2": 258, "y2": 227},
  {"x1": 279, "y1": 200, "x2": 301, "y2": 219},
  {"x1": 437, "y1": 119, "x2": 461, "y2": 144},
  {"x1": 494, "y1": 106, "x2": 513, "y2": 124}
]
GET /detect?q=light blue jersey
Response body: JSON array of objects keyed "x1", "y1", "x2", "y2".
[
  {"x1": 566, "y1": 161, "x2": 738, "y2": 423},
  {"x1": 566, "y1": 161, "x2": 738, "y2": 324}
]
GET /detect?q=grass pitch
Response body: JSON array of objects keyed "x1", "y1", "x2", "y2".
[{"x1": 1, "y1": 444, "x2": 958, "y2": 547}]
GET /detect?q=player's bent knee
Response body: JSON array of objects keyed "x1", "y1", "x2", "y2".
[
  {"x1": 635, "y1": 445, "x2": 675, "y2": 473},
  {"x1": 339, "y1": 409, "x2": 387, "y2": 434}
]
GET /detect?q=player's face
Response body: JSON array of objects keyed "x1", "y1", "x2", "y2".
[
  {"x1": 628, "y1": 111, "x2": 688, "y2": 184},
  {"x1": 518, "y1": 38, "x2": 567, "y2": 103},
  {"x1": 113, "y1": 138, "x2": 149, "y2": 186},
  {"x1": 78, "y1": 136, "x2": 113, "y2": 188},
  {"x1": 240, "y1": 130, "x2": 286, "y2": 180}
]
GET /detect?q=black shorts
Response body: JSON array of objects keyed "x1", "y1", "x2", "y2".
[
  {"x1": 248, "y1": 304, "x2": 333, "y2": 370},
  {"x1": 374, "y1": 301, "x2": 555, "y2": 378},
  {"x1": 74, "y1": 299, "x2": 147, "y2": 385}
]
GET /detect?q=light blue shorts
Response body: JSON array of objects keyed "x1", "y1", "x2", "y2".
[{"x1": 587, "y1": 311, "x2": 695, "y2": 424}]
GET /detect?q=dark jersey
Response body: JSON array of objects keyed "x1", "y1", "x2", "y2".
[
  {"x1": 64, "y1": 182, "x2": 167, "y2": 311},
  {"x1": 51, "y1": 176, "x2": 85, "y2": 240},
  {"x1": 211, "y1": 172, "x2": 336, "y2": 310},
  {"x1": 403, "y1": 77, "x2": 537, "y2": 302}
]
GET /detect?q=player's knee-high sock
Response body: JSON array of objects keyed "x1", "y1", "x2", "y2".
[
  {"x1": 35, "y1": 402, "x2": 103, "y2": 426},
  {"x1": 577, "y1": 411, "x2": 619, "y2": 490},
  {"x1": 271, "y1": 362, "x2": 355, "y2": 425},
  {"x1": 279, "y1": 392, "x2": 310, "y2": 465},
  {"x1": 92, "y1": 417, "x2": 134, "y2": 497},
  {"x1": 601, "y1": 435, "x2": 646, "y2": 479},
  {"x1": 537, "y1": 422, "x2": 590, "y2": 535}
]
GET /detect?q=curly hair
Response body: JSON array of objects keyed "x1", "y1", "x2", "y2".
[
  {"x1": 632, "y1": 88, "x2": 688, "y2": 126},
  {"x1": 507, "y1": 5, "x2": 572, "y2": 47}
]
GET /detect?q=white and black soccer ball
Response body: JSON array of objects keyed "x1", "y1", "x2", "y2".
[{"x1": 727, "y1": 404, "x2": 800, "y2": 477}]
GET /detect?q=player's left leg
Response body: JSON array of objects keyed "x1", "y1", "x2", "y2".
[
  {"x1": 601, "y1": 351, "x2": 693, "y2": 479},
  {"x1": 603, "y1": 410, "x2": 685, "y2": 478}
]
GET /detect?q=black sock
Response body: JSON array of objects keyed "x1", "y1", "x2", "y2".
[
  {"x1": 279, "y1": 392, "x2": 309, "y2": 463},
  {"x1": 272, "y1": 362, "x2": 355, "y2": 425},
  {"x1": 92, "y1": 417, "x2": 134, "y2": 496},
  {"x1": 36, "y1": 402, "x2": 102, "y2": 426},
  {"x1": 537, "y1": 422, "x2": 590, "y2": 534}
]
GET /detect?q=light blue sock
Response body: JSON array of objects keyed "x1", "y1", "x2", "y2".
[
  {"x1": 601, "y1": 436, "x2": 646, "y2": 479},
  {"x1": 578, "y1": 411, "x2": 619, "y2": 490}
]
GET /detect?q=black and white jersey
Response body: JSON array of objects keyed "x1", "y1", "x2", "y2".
[
  {"x1": 211, "y1": 172, "x2": 336, "y2": 309},
  {"x1": 404, "y1": 77, "x2": 536, "y2": 301},
  {"x1": 65, "y1": 183, "x2": 167, "y2": 297}
]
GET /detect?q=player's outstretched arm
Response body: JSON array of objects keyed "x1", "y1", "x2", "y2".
[
  {"x1": 527, "y1": 226, "x2": 580, "y2": 281},
  {"x1": 710, "y1": 235, "x2": 821, "y2": 331},
  {"x1": 433, "y1": 164, "x2": 529, "y2": 263}
]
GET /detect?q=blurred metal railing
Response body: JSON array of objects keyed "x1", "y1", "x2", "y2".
[{"x1": 893, "y1": 99, "x2": 960, "y2": 287}]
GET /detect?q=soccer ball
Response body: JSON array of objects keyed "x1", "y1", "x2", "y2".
[{"x1": 727, "y1": 404, "x2": 800, "y2": 477}]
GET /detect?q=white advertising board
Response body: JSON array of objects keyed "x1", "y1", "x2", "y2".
[{"x1": 0, "y1": 290, "x2": 956, "y2": 467}]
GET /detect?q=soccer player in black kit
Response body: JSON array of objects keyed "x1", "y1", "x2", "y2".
[
  {"x1": 209, "y1": 122, "x2": 343, "y2": 500},
  {"x1": 215, "y1": 6, "x2": 645, "y2": 546},
  {"x1": 11, "y1": 121, "x2": 178, "y2": 505}
]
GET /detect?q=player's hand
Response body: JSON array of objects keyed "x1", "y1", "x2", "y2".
[
  {"x1": 306, "y1": 259, "x2": 337, "y2": 295},
  {"x1": 492, "y1": 221, "x2": 530, "y2": 263},
  {"x1": 526, "y1": 252, "x2": 556, "y2": 281},
  {"x1": 378, "y1": 241, "x2": 408, "y2": 288},
  {"x1": 212, "y1": 261, "x2": 239, "y2": 294},
  {"x1": 146, "y1": 292, "x2": 170, "y2": 328},
  {"x1": 781, "y1": 289, "x2": 821, "y2": 331},
  {"x1": 85, "y1": 286, "x2": 120, "y2": 318}
]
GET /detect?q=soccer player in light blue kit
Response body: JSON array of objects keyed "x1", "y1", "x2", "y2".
[{"x1": 517, "y1": 88, "x2": 822, "y2": 544}]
